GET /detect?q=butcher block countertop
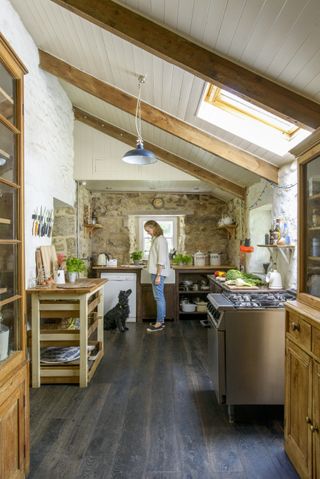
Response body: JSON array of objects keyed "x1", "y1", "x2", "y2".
[
  {"x1": 173, "y1": 265, "x2": 234, "y2": 270},
  {"x1": 26, "y1": 278, "x2": 107, "y2": 295},
  {"x1": 285, "y1": 300, "x2": 320, "y2": 328},
  {"x1": 92, "y1": 265, "x2": 144, "y2": 271}
]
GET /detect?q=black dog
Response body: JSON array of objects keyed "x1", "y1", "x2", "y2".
[{"x1": 104, "y1": 289, "x2": 132, "y2": 332}]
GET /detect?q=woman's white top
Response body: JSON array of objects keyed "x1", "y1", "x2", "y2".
[{"x1": 147, "y1": 235, "x2": 170, "y2": 277}]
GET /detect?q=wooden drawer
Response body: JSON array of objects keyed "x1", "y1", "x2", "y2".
[
  {"x1": 286, "y1": 311, "x2": 311, "y2": 351},
  {"x1": 312, "y1": 325, "x2": 320, "y2": 361}
]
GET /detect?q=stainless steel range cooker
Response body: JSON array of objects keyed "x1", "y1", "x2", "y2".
[{"x1": 207, "y1": 289, "x2": 296, "y2": 422}]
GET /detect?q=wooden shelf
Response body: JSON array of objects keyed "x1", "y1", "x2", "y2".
[
  {"x1": 308, "y1": 193, "x2": 320, "y2": 201},
  {"x1": 309, "y1": 226, "x2": 320, "y2": 231},
  {"x1": 0, "y1": 218, "x2": 11, "y2": 225},
  {"x1": 84, "y1": 223, "x2": 102, "y2": 229},
  {"x1": 179, "y1": 290, "x2": 209, "y2": 294},
  {"x1": 308, "y1": 256, "x2": 320, "y2": 262},
  {"x1": 216, "y1": 224, "x2": 237, "y2": 239},
  {"x1": 179, "y1": 311, "x2": 207, "y2": 315},
  {"x1": 0, "y1": 86, "x2": 13, "y2": 104},
  {"x1": 257, "y1": 244, "x2": 295, "y2": 248},
  {"x1": 0, "y1": 148, "x2": 10, "y2": 160}
]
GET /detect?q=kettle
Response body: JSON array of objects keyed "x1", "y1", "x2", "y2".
[
  {"x1": 96, "y1": 253, "x2": 109, "y2": 266},
  {"x1": 266, "y1": 269, "x2": 283, "y2": 289}
]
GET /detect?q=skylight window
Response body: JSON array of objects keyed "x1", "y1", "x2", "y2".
[{"x1": 197, "y1": 84, "x2": 312, "y2": 156}]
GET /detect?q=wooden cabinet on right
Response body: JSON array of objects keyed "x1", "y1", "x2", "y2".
[{"x1": 285, "y1": 302, "x2": 320, "y2": 479}]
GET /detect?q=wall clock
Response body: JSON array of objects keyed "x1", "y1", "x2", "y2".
[{"x1": 152, "y1": 197, "x2": 164, "y2": 209}]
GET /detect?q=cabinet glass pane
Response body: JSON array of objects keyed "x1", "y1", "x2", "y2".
[
  {"x1": 0, "y1": 300, "x2": 21, "y2": 361},
  {"x1": 305, "y1": 155, "x2": 320, "y2": 297},
  {"x1": 0, "y1": 183, "x2": 17, "y2": 240},
  {"x1": 0, "y1": 62, "x2": 15, "y2": 126},
  {"x1": 0, "y1": 122, "x2": 16, "y2": 183},
  {"x1": 0, "y1": 244, "x2": 18, "y2": 300}
]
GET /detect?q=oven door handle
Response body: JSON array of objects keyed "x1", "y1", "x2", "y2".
[{"x1": 207, "y1": 310, "x2": 219, "y2": 328}]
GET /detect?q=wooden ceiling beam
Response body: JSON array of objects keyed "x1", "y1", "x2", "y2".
[
  {"x1": 40, "y1": 50, "x2": 278, "y2": 183},
  {"x1": 73, "y1": 107, "x2": 246, "y2": 199},
  {"x1": 51, "y1": 0, "x2": 320, "y2": 130}
]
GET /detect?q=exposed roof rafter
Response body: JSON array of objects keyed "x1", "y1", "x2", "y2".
[
  {"x1": 73, "y1": 107, "x2": 246, "y2": 199},
  {"x1": 51, "y1": 0, "x2": 320, "y2": 130},
  {"x1": 40, "y1": 50, "x2": 278, "y2": 183}
]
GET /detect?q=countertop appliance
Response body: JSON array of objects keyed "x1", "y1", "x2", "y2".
[
  {"x1": 207, "y1": 289, "x2": 295, "y2": 422},
  {"x1": 266, "y1": 269, "x2": 283, "y2": 289},
  {"x1": 96, "y1": 253, "x2": 109, "y2": 266},
  {"x1": 101, "y1": 272, "x2": 137, "y2": 322}
]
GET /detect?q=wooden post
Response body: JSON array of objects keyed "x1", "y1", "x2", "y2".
[
  {"x1": 79, "y1": 295, "x2": 88, "y2": 387},
  {"x1": 97, "y1": 289, "x2": 104, "y2": 355},
  {"x1": 31, "y1": 294, "x2": 40, "y2": 387}
]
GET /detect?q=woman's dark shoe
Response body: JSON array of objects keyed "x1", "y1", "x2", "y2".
[{"x1": 147, "y1": 324, "x2": 165, "y2": 332}]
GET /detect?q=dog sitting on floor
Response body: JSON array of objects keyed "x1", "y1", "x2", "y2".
[{"x1": 104, "y1": 289, "x2": 132, "y2": 332}]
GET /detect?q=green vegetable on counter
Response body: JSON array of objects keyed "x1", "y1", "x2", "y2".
[{"x1": 226, "y1": 269, "x2": 265, "y2": 286}]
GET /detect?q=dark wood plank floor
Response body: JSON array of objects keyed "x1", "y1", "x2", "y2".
[{"x1": 29, "y1": 321, "x2": 298, "y2": 479}]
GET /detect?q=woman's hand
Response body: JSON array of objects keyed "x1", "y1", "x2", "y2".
[{"x1": 155, "y1": 274, "x2": 161, "y2": 285}]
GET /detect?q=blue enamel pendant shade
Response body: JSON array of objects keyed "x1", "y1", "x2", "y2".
[{"x1": 122, "y1": 140, "x2": 157, "y2": 165}]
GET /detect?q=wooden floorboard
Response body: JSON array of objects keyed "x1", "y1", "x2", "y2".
[{"x1": 28, "y1": 321, "x2": 298, "y2": 479}]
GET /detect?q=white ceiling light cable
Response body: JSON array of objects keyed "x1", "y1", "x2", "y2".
[{"x1": 122, "y1": 75, "x2": 157, "y2": 165}]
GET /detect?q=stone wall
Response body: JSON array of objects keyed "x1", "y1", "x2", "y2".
[
  {"x1": 52, "y1": 205, "x2": 76, "y2": 257},
  {"x1": 90, "y1": 192, "x2": 231, "y2": 265},
  {"x1": 1, "y1": 0, "x2": 76, "y2": 286},
  {"x1": 52, "y1": 185, "x2": 92, "y2": 265}
]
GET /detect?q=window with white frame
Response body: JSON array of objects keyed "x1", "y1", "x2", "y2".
[{"x1": 139, "y1": 216, "x2": 177, "y2": 259}]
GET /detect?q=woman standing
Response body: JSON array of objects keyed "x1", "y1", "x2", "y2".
[{"x1": 144, "y1": 220, "x2": 170, "y2": 332}]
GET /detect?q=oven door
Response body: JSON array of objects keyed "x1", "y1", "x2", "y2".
[{"x1": 207, "y1": 310, "x2": 226, "y2": 404}]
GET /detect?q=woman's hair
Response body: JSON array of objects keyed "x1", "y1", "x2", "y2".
[{"x1": 144, "y1": 220, "x2": 163, "y2": 237}]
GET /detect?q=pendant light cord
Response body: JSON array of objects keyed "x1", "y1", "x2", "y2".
[{"x1": 135, "y1": 77, "x2": 144, "y2": 144}]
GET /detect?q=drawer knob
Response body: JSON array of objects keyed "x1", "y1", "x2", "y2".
[
  {"x1": 306, "y1": 416, "x2": 312, "y2": 424},
  {"x1": 291, "y1": 322, "x2": 300, "y2": 332},
  {"x1": 310, "y1": 424, "x2": 319, "y2": 433}
]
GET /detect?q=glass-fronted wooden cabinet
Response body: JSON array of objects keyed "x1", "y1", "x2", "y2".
[
  {"x1": 0, "y1": 33, "x2": 29, "y2": 478},
  {"x1": 298, "y1": 142, "x2": 320, "y2": 308}
]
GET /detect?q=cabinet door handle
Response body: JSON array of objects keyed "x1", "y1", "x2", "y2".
[
  {"x1": 306, "y1": 416, "x2": 312, "y2": 424},
  {"x1": 291, "y1": 322, "x2": 300, "y2": 332},
  {"x1": 310, "y1": 424, "x2": 319, "y2": 433}
]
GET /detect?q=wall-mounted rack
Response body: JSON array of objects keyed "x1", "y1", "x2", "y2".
[
  {"x1": 216, "y1": 224, "x2": 237, "y2": 239},
  {"x1": 84, "y1": 223, "x2": 103, "y2": 238},
  {"x1": 257, "y1": 244, "x2": 295, "y2": 265}
]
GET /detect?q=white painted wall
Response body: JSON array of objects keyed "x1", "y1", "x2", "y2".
[
  {"x1": 1, "y1": 0, "x2": 75, "y2": 285},
  {"x1": 247, "y1": 205, "x2": 272, "y2": 274},
  {"x1": 74, "y1": 121, "x2": 197, "y2": 181},
  {"x1": 246, "y1": 162, "x2": 297, "y2": 289}
]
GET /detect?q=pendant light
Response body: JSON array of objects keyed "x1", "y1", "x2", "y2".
[{"x1": 122, "y1": 75, "x2": 157, "y2": 165}]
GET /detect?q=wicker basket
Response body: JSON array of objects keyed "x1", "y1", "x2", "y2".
[{"x1": 196, "y1": 301, "x2": 208, "y2": 313}]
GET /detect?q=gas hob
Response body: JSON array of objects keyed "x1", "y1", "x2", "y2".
[{"x1": 208, "y1": 290, "x2": 296, "y2": 311}]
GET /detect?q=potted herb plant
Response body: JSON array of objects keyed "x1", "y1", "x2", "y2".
[
  {"x1": 130, "y1": 250, "x2": 143, "y2": 265},
  {"x1": 66, "y1": 257, "x2": 86, "y2": 283},
  {"x1": 182, "y1": 254, "x2": 193, "y2": 265},
  {"x1": 173, "y1": 253, "x2": 193, "y2": 266}
]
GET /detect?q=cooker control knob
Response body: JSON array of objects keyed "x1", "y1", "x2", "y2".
[{"x1": 214, "y1": 311, "x2": 221, "y2": 320}]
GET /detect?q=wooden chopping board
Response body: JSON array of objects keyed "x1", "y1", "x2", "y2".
[
  {"x1": 40, "y1": 245, "x2": 57, "y2": 279},
  {"x1": 226, "y1": 284, "x2": 259, "y2": 290}
]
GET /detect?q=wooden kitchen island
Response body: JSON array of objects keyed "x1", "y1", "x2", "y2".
[{"x1": 27, "y1": 278, "x2": 106, "y2": 388}]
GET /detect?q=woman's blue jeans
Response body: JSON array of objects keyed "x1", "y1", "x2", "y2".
[{"x1": 151, "y1": 274, "x2": 166, "y2": 323}]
